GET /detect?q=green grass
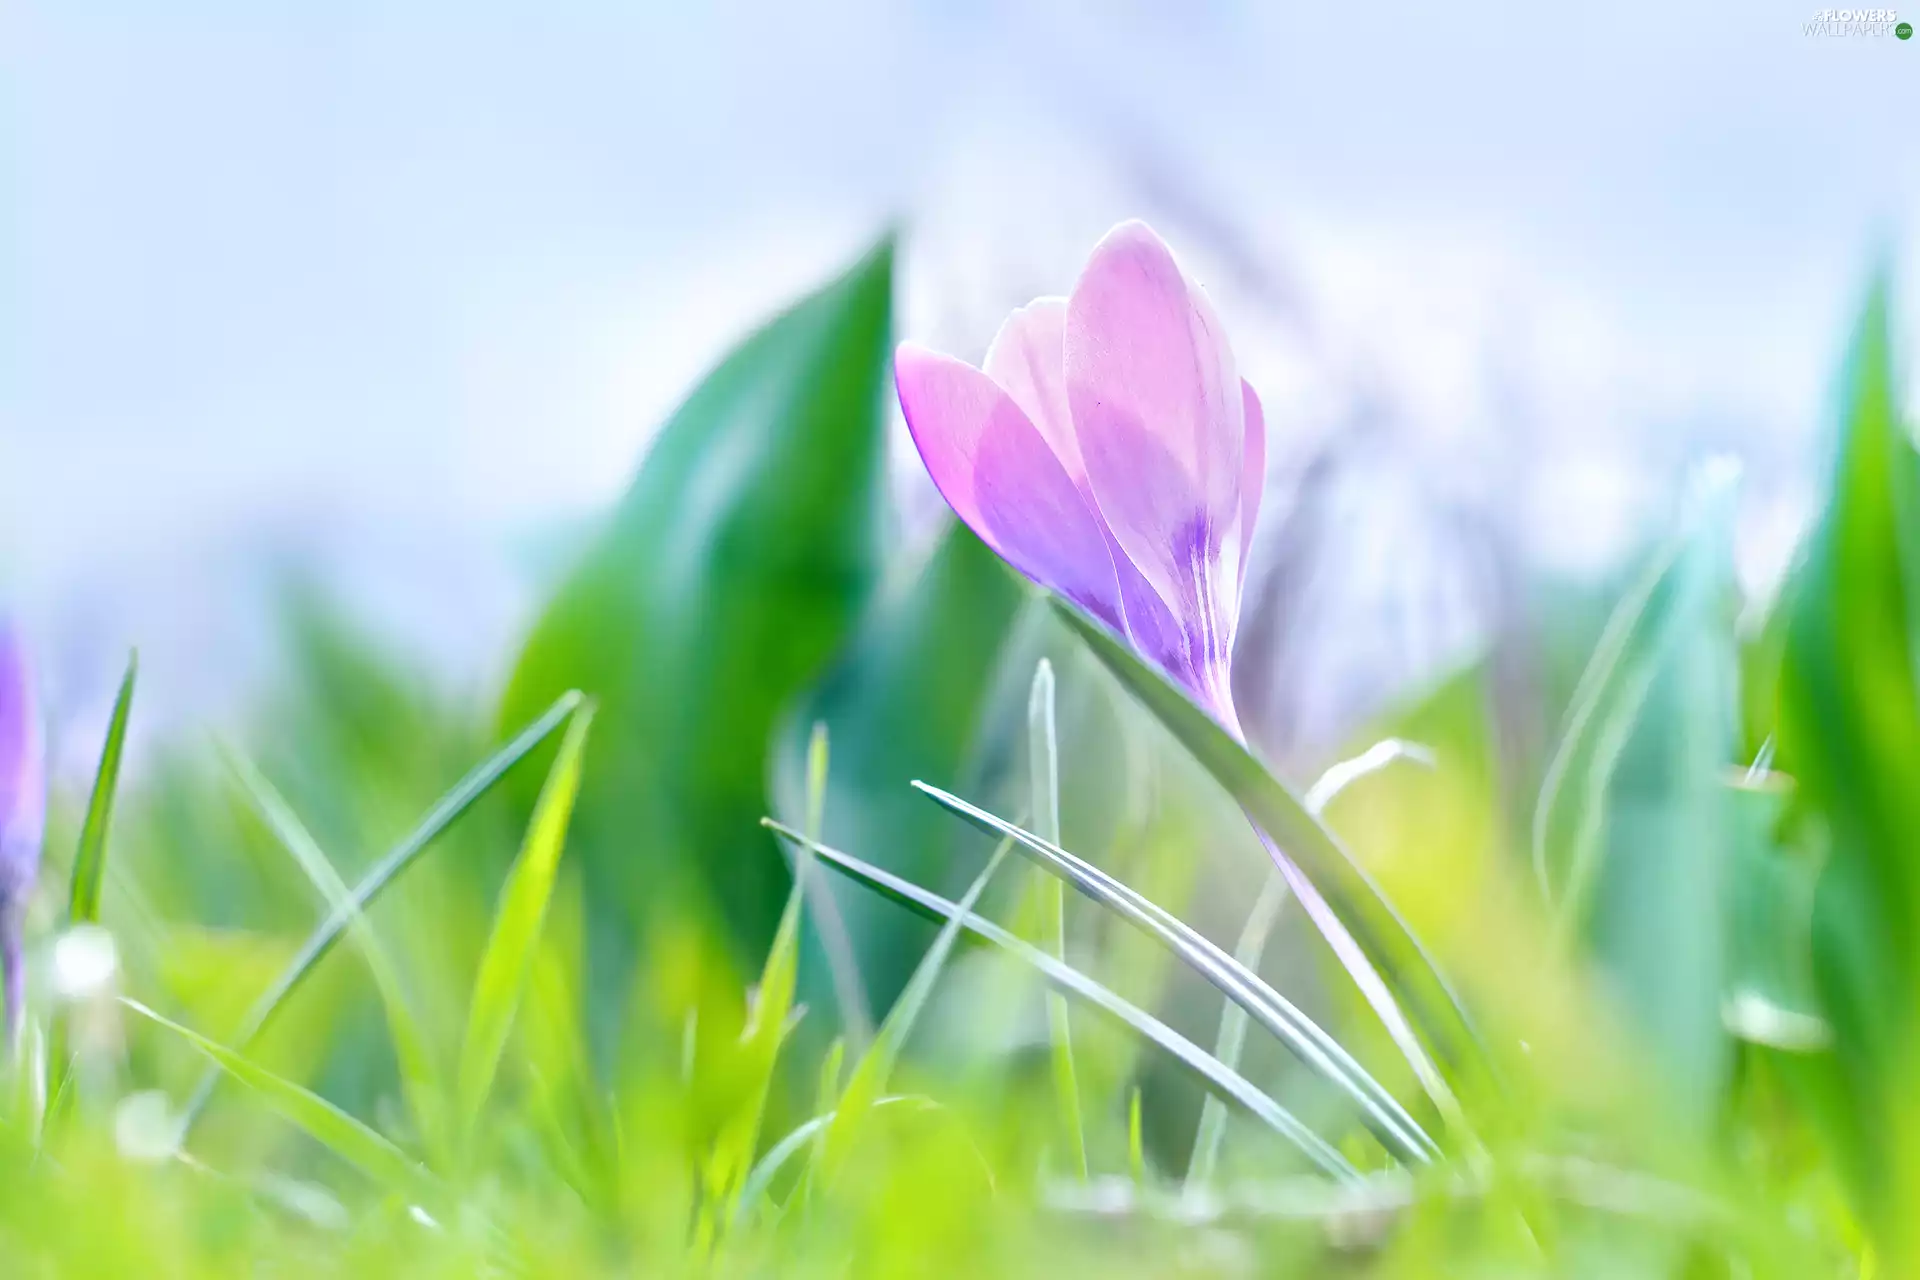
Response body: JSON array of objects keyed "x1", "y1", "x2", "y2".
[{"x1": 2, "y1": 250, "x2": 1913, "y2": 1277}]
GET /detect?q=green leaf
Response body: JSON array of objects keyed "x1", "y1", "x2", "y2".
[
  {"x1": 1776, "y1": 274, "x2": 1920, "y2": 1228},
  {"x1": 48, "y1": 649, "x2": 138, "y2": 1122},
  {"x1": 766, "y1": 821, "x2": 1362, "y2": 1184},
  {"x1": 501, "y1": 237, "x2": 896, "y2": 978},
  {"x1": 125, "y1": 998, "x2": 422, "y2": 1190},
  {"x1": 224, "y1": 747, "x2": 447, "y2": 1168},
  {"x1": 180, "y1": 691, "x2": 582, "y2": 1132},
  {"x1": 772, "y1": 520, "x2": 1027, "y2": 1021},
  {"x1": 455, "y1": 701, "x2": 595, "y2": 1140},
  {"x1": 912, "y1": 781, "x2": 1432, "y2": 1165},
  {"x1": 1536, "y1": 464, "x2": 1741, "y2": 1124},
  {"x1": 812, "y1": 832, "x2": 1011, "y2": 1187},
  {"x1": 1051, "y1": 598, "x2": 1482, "y2": 1102},
  {"x1": 68, "y1": 649, "x2": 136, "y2": 925}
]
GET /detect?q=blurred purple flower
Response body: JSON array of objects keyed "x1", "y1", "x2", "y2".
[
  {"x1": 897, "y1": 220, "x2": 1265, "y2": 732},
  {"x1": 0, "y1": 621, "x2": 44, "y2": 1037}
]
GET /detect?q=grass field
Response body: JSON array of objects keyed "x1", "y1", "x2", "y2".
[{"x1": 2, "y1": 236, "x2": 1914, "y2": 1278}]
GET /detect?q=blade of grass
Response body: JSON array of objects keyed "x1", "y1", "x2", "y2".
[
  {"x1": 1054, "y1": 599, "x2": 1482, "y2": 1113},
  {"x1": 17, "y1": 1020, "x2": 47, "y2": 1142},
  {"x1": 522, "y1": 867, "x2": 610, "y2": 1208},
  {"x1": 700, "y1": 725, "x2": 825, "y2": 1249},
  {"x1": 1532, "y1": 519, "x2": 1690, "y2": 925},
  {"x1": 797, "y1": 723, "x2": 872, "y2": 1052},
  {"x1": 811, "y1": 831, "x2": 1012, "y2": 1188},
  {"x1": 181, "y1": 690, "x2": 583, "y2": 1133},
  {"x1": 737, "y1": 1095, "x2": 937, "y2": 1220},
  {"x1": 67, "y1": 650, "x2": 136, "y2": 925},
  {"x1": 455, "y1": 701, "x2": 595, "y2": 1144},
  {"x1": 765, "y1": 820, "x2": 1361, "y2": 1184},
  {"x1": 223, "y1": 747, "x2": 446, "y2": 1169},
  {"x1": 815, "y1": 1037, "x2": 845, "y2": 1122},
  {"x1": 911, "y1": 781, "x2": 1434, "y2": 1165},
  {"x1": 125, "y1": 998, "x2": 422, "y2": 1190},
  {"x1": 47, "y1": 649, "x2": 137, "y2": 1123},
  {"x1": 1187, "y1": 873, "x2": 1290, "y2": 1181},
  {"x1": 1188, "y1": 739, "x2": 1436, "y2": 1185},
  {"x1": 1028, "y1": 659, "x2": 1087, "y2": 1180}
]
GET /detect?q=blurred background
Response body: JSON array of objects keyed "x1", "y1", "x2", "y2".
[
  {"x1": 8, "y1": 0, "x2": 1918, "y2": 771},
  {"x1": 7, "y1": 8, "x2": 1920, "y2": 1271}
]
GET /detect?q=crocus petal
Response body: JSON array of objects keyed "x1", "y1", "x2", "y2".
[
  {"x1": 0, "y1": 622, "x2": 43, "y2": 1037},
  {"x1": 896, "y1": 344, "x2": 1123, "y2": 630},
  {"x1": 985, "y1": 296, "x2": 1218, "y2": 698},
  {"x1": 1066, "y1": 222, "x2": 1245, "y2": 587},
  {"x1": 0, "y1": 626, "x2": 41, "y2": 876},
  {"x1": 1066, "y1": 222, "x2": 1246, "y2": 691},
  {"x1": 984, "y1": 298, "x2": 1081, "y2": 490},
  {"x1": 1235, "y1": 379, "x2": 1267, "y2": 593}
]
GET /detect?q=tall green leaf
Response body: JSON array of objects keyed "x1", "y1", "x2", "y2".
[
  {"x1": 1776, "y1": 275, "x2": 1920, "y2": 1244},
  {"x1": 1542, "y1": 465, "x2": 1741, "y2": 1127},
  {"x1": 456, "y1": 703, "x2": 595, "y2": 1142},
  {"x1": 501, "y1": 237, "x2": 896, "y2": 980}
]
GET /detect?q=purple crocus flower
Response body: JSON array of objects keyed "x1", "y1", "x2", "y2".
[
  {"x1": 0, "y1": 621, "x2": 45, "y2": 1038},
  {"x1": 896, "y1": 220, "x2": 1265, "y2": 732},
  {"x1": 899, "y1": 225, "x2": 1455, "y2": 1109}
]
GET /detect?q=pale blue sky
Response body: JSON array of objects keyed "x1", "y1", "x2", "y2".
[{"x1": 5, "y1": 0, "x2": 1917, "y2": 736}]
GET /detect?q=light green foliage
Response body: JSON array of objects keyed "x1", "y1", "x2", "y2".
[
  {"x1": 1535, "y1": 464, "x2": 1741, "y2": 1127},
  {"x1": 500, "y1": 239, "x2": 897, "y2": 987},
  {"x1": 5, "y1": 259, "x2": 1913, "y2": 1279},
  {"x1": 1776, "y1": 276, "x2": 1920, "y2": 1255}
]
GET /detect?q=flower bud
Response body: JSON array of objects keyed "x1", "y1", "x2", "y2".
[{"x1": 0, "y1": 622, "x2": 46, "y2": 1038}]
